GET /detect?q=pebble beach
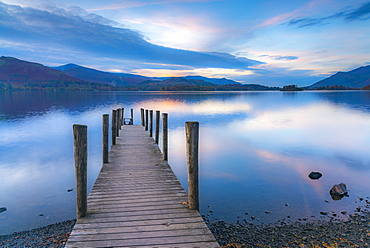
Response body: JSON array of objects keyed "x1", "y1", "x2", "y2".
[
  {"x1": 0, "y1": 220, "x2": 75, "y2": 248},
  {"x1": 1, "y1": 207, "x2": 369, "y2": 247},
  {"x1": 208, "y1": 211, "x2": 370, "y2": 247}
]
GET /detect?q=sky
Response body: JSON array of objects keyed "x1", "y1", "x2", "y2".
[{"x1": 1, "y1": 0, "x2": 370, "y2": 87}]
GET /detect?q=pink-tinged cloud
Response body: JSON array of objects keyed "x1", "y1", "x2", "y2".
[
  {"x1": 0, "y1": 2, "x2": 261, "y2": 70},
  {"x1": 88, "y1": 0, "x2": 222, "y2": 11}
]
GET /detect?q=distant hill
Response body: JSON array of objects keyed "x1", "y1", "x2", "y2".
[
  {"x1": 184, "y1": 76, "x2": 241, "y2": 85},
  {"x1": 309, "y1": 65, "x2": 370, "y2": 89},
  {"x1": 122, "y1": 77, "x2": 279, "y2": 91},
  {"x1": 0, "y1": 56, "x2": 279, "y2": 91},
  {"x1": 0, "y1": 57, "x2": 115, "y2": 91},
  {"x1": 139, "y1": 77, "x2": 215, "y2": 87},
  {"x1": 52, "y1": 64, "x2": 150, "y2": 86},
  {"x1": 0, "y1": 56, "x2": 84, "y2": 85},
  {"x1": 53, "y1": 64, "x2": 242, "y2": 86}
]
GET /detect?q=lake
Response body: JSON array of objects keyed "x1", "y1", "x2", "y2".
[{"x1": 1, "y1": 90, "x2": 370, "y2": 235}]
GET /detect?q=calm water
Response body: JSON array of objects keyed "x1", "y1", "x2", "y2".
[{"x1": 1, "y1": 90, "x2": 370, "y2": 235}]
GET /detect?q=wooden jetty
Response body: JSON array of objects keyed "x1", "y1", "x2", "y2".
[{"x1": 66, "y1": 119, "x2": 219, "y2": 247}]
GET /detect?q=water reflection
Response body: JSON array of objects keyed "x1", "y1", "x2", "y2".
[{"x1": 1, "y1": 91, "x2": 370, "y2": 234}]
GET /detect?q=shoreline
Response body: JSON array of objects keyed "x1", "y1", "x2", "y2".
[
  {"x1": 1, "y1": 208, "x2": 369, "y2": 247},
  {"x1": 206, "y1": 209, "x2": 370, "y2": 247},
  {"x1": 0, "y1": 220, "x2": 75, "y2": 248}
]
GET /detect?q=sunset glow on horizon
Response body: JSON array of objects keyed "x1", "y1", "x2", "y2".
[{"x1": 1, "y1": 0, "x2": 369, "y2": 86}]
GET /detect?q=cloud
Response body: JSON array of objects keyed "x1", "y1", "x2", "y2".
[
  {"x1": 134, "y1": 67, "x2": 255, "y2": 78},
  {"x1": 260, "y1": 55, "x2": 299, "y2": 61},
  {"x1": 0, "y1": 2, "x2": 261, "y2": 70},
  {"x1": 87, "y1": 0, "x2": 221, "y2": 11},
  {"x1": 287, "y1": 1, "x2": 370, "y2": 28},
  {"x1": 345, "y1": 1, "x2": 370, "y2": 20},
  {"x1": 287, "y1": 12, "x2": 344, "y2": 28}
]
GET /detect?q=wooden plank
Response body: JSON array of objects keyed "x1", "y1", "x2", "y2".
[
  {"x1": 66, "y1": 125, "x2": 219, "y2": 247},
  {"x1": 72, "y1": 217, "x2": 206, "y2": 229},
  {"x1": 68, "y1": 227, "x2": 213, "y2": 242},
  {"x1": 128, "y1": 242, "x2": 220, "y2": 248},
  {"x1": 87, "y1": 203, "x2": 188, "y2": 213},
  {"x1": 76, "y1": 212, "x2": 202, "y2": 225},
  {"x1": 66, "y1": 234, "x2": 218, "y2": 247},
  {"x1": 70, "y1": 222, "x2": 210, "y2": 235},
  {"x1": 87, "y1": 208, "x2": 196, "y2": 219},
  {"x1": 86, "y1": 196, "x2": 188, "y2": 205}
]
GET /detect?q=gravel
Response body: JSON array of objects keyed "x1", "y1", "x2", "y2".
[
  {"x1": 207, "y1": 210, "x2": 370, "y2": 247},
  {"x1": 0, "y1": 220, "x2": 75, "y2": 248},
  {"x1": 1, "y1": 208, "x2": 370, "y2": 248}
]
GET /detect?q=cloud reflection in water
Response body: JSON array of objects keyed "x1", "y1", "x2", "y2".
[
  {"x1": 167, "y1": 99, "x2": 370, "y2": 223},
  {"x1": 2, "y1": 91, "x2": 370, "y2": 234}
]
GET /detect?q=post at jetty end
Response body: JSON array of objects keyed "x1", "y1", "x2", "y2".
[
  {"x1": 149, "y1": 110, "x2": 153, "y2": 137},
  {"x1": 73, "y1": 124, "x2": 88, "y2": 218},
  {"x1": 186, "y1": 121, "x2": 199, "y2": 211},
  {"x1": 145, "y1": 109, "x2": 149, "y2": 131},
  {"x1": 102, "y1": 114, "x2": 109, "y2": 163},
  {"x1": 112, "y1": 110, "x2": 117, "y2": 145},
  {"x1": 141, "y1": 108, "x2": 145, "y2": 126},
  {"x1": 155, "y1": 110, "x2": 160, "y2": 144},
  {"x1": 162, "y1": 113, "x2": 168, "y2": 161}
]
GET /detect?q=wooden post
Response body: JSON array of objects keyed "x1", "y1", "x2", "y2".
[
  {"x1": 186, "y1": 121, "x2": 199, "y2": 211},
  {"x1": 145, "y1": 109, "x2": 149, "y2": 131},
  {"x1": 73, "y1": 124, "x2": 88, "y2": 218},
  {"x1": 121, "y1": 108, "x2": 125, "y2": 125},
  {"x1": 130, "y1": 109, "x2": 133, "y2": 125},
  {"x1": 155, "y1": 110, "x2": 160, "y2": 144},
  {"x1": 116, "y1": 109, "x2": 120, "y2": 137},
  {"x1": 141, "y1": 108, "x2": 145, "y2": 126},
  {"x1": 117, "y1": 108, "x2": 120, "y2": 130},
  {"x1": 119, "y1": 108, "x2": 123, "y2": 129},
  {"x1": 162, "y1": 113, "x2": 168, "y2": 161},
  {"x1": 112, "y1": 110, "x2": 117, "y2": 145},
  {"x1": 149, "y1": 110, "x2": 153, "y2": 137},
  {"x1": 102, "y1": 114, "x2": 109, "y2": 163}
]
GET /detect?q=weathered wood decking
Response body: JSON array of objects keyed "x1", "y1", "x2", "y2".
[{"x1": 66, "y1": 125, "x2": 219, "y2": 248}]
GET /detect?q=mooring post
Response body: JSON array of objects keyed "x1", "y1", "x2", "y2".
[
  {"x1": 119, "y1": 108, "x2": 123, "y2": 130},
  {"x1": 117, "y1": 108, "x2": 120, "y2": 131},
  {"x1": 73, "y1": 124, "x2": 88, "y2": 218},
  {"x1": 112, "y1": 110, "x2": 117, "y2": 145},
  {"x1": 145, "y1": 109, "x2": 149, "y2": 131},
  {"x1": 102, "y1": 114, "x2": 109, "y2": 163},
  {"x1": 116, "y1": 109, "x2": 120, "y2": 137},
  {"x1": 186, "y1": 121, "x2": 199, "y2": 211},
  {"x1": 155, "y1": 110, "x2": 160, "y2": 144},
  {"x1": 162, "y1": 113, "x2": 168, "y2": 161},
  {"x1": 122, "y1": 108, "x2": 125, "y2": 127},
  {"x1": 130, "y1": 109, "x2": 133, "y2": 125},
  {"x1": 141, "y1": 108, "x2": 145, "y2": 126},
  {"x1": 149, "y1": 110, "x2": 153, "y2": 137}
]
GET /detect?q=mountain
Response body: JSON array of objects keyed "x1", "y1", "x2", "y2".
[
  {"x1": 53, "y1": 64, "x2": 242, "y2": 86},
  {"x1": 139, "y1": 77, "x2": 215, "y2": 87},
  {"x1": 309, "y1": 65, "x2": 370, "y2": 89},
  {"x1": 184, "y1": 76, "x2": 241, "y2": 85},
  {"x1": 121, "y1": 77, "x2": 279, "y2": 91},
  {"x1": 54, "y1": 63, "x2": 81, "y2": 71},
  {"x1": 0, "y1": 57, "x2": 116, "y2": 91},
  {"x1": 52, "y1": 64, "x2": 151, "y2": 86},
  {"x1": 0, "y1": 57, "x2": 278, "y2": 91},
  {"x1": 0, "y1": 56, "x2": 84, "y2": 85}
]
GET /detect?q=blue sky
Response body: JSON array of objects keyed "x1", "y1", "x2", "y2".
[{"x1": 1, "y1": 0, "x2": 369, "y2": 86}]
